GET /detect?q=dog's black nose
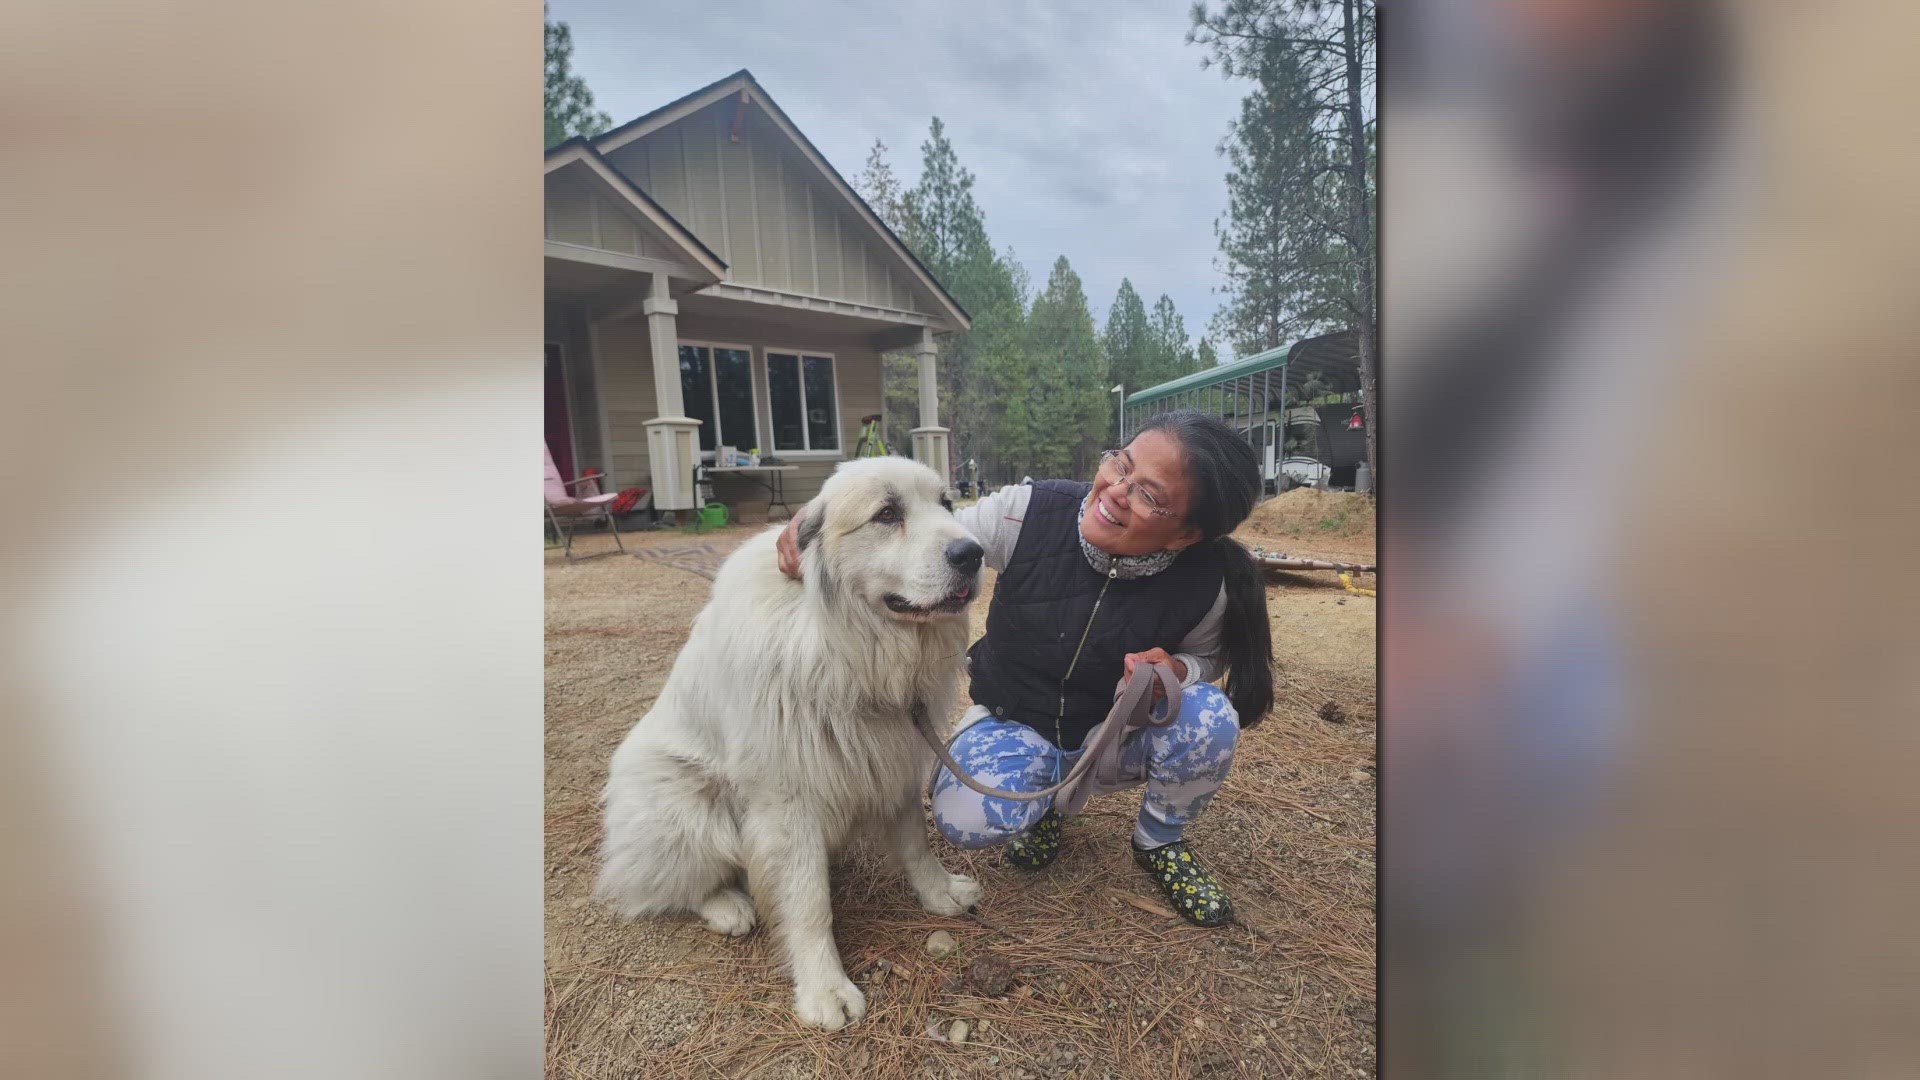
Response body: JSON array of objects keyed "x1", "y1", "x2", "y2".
[{"x1": 945, "y1": 538, "x2": 984, "y2": 573}]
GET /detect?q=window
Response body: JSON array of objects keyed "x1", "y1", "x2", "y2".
[
  {"x1": 677, "y1": 343, "x2": 757, "y2": 455},
  {"x1": 766, "y1": 351, "x2": 839, "y2": 453}
]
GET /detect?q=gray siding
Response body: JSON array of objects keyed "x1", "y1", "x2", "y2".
[{"x1": 603, "y1": 101, "x2": 930, "y2": 315}]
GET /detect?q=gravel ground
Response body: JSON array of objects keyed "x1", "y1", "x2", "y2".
[{"x1": 546, "y1": 516, "x2": 1375, "y2": 1079}]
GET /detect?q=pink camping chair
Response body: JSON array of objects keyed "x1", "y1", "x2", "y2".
[{"x1": 545, "y1": 442, "x2": 626, "y2": 559}]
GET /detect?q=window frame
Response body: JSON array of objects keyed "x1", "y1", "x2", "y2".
[
  {"x1": 676, "y1": 338, "x2": 762, "y2": 462},
  {"x1": 762, "y1": 347, "x2": 844, "y2": 459}
]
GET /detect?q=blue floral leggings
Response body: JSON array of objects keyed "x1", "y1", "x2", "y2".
[{"x1": 931, "y1": 682, "x2": 1240, "y2": 850}]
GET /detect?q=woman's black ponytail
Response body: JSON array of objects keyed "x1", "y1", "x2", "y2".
[
  {"x1": 1212, "y1": 535, "x2": 1274, "y2": 728},
  {"x1": 1136, "y1": 410, "x2": 1275, "y2": 728}
]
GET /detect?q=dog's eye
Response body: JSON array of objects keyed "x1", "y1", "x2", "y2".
[
  {"x1": 940, "y1": 496, "x2": 954, "y2": 513},
  {"x1": 873, "y1": 504, "x2": 901, "y2": 525}
]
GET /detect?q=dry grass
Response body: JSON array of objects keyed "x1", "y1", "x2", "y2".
[
  {"x1": 1244, "y1": 489, "x2": 1376, "y2": 548},
  {"x1": 545, "y1": 516, "x2": 1375, "y2": 1079}
]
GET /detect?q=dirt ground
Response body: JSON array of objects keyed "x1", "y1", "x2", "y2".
[{"x1": 545, "y1": 509, "x2": 1376, "y2": 1079}]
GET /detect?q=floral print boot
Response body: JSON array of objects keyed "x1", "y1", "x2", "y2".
[
  {"x1": 1003, "y1": 809, "x2": 1064, "y2": 870},
  {"x1": 1133, "y1": 840, "x2": 1233, "y2": 927}
]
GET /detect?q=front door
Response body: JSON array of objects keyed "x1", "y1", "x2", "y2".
[{"x1": 544, "y1": 343, "x2": 576, "y2": 482}]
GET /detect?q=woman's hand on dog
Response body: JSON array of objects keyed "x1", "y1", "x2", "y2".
[
  {"x1": 777, "y1": 515, "x2": 804, "y2": 579},
  {"x1": 1123, "y1": 648, "x2": 1186, "y2": 700}
]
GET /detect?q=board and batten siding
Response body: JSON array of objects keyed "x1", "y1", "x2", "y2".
[
  {"x1": 601, "y1": 101, "x2": 927, "y2": 315},
  {"x1": 590, "y1": 313, "x2": 885, "y2": 510},
  {"x1": 545, "y1": 174, "x2": 673, "y2": 261}
]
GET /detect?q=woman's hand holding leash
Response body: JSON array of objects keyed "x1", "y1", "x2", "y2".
[
  {"x1": 1122, "y1": 648, "x2": 1186, "y2": 699},
  {"x1": 918, "y1": 661, "x2": 1183, "y2": 816}
]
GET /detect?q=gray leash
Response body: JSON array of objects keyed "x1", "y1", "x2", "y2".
[{"x1": 913, "y1": 662, "x2": 1183, "y2": 817}]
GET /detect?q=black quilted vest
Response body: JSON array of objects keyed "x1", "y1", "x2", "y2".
[{"x1": 967, "y1": 480, "x2": 1224, "y2": 750}]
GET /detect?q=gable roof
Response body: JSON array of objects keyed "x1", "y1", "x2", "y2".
[
  {"x1": 587, "y1": 70, "x2": 970, "y2": 331},
  {"x1": 544, "y1": 138, "x2": 728, "y2": 280}
]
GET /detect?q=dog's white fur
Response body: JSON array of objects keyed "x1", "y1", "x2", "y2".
[{"x1": 596, "y1": 457, "x2": 982, "y2": 1031}]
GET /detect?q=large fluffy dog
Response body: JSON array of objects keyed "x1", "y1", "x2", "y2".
[{"x1": 597, "y1": 457, "x2": 985, "y2": 1030}]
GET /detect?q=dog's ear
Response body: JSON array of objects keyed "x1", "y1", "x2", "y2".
[{"x1": 796, "y1": 499, "x2": 825, "y2": 552}]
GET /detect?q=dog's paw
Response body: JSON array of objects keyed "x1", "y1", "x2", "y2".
[
  {"x1": 916, "y1": 872, "x2": 983, "y2": 916},
  {"x1": 697, "y1": 889, "x2": 756, "y2": 937},
  {"x1": 792, "y1": 978, "x2": 866, "y2": 1031}
]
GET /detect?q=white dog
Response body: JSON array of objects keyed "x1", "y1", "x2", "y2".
[{"x1": 596, "y1": 457, "x2": 985, "y2": 1031}]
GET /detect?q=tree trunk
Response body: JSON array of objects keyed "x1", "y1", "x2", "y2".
[{"x1": 1342, "y1": 0, "x2": 1378, "y2": 492}]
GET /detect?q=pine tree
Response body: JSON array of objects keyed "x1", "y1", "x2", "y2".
[
  {"x1": 1206, "y1": 39, "x2": 1344, "y2": 355},
  {"x1": 1004, "y1": 248, "x2": 1032, "y2": 310},
  {"x1": 1024, "y1": 257, "x2": 1108, "y2": 477},
  {"x1": 1196, "y1": 336, "x2": 1221, "y2": 372},
  {"x1": 1148, "y1": 294, "x2": 1193, "y2": 387},
  {"x1": 1103, "y1": 279, "x2": 1155, "y2": 393},
  {"x1": 853, "y1": 138, "x2": 927, "y2": 455},
  {"x1": 854, "y1": 139, "x2": 916, "y2": 236},
  {"x1": 1193, "y1": 0, "x2": 1377, "y2": 484},
  {"x1": 544, "y1": 8, "x2": 611, "y2": 148},
  {"x1": 901, "y1": 118, "x2": 990, "y2": 276},
  {"x1": 867, "y1": 123, "x2": 1029, "y2": 480}
]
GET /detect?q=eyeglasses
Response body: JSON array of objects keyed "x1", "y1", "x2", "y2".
[{"x1": 1098, "y1": 450, "x2": 1179, "y2": 519}]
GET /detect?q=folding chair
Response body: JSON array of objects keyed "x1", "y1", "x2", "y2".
[{"x1": 545, "y1": 442, "x2": 626, "y2": 560}]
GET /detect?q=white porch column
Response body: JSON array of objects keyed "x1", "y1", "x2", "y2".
[
  {"x1": 908, "y1": 328, "x2": 950, "y2": 486},
  {"x1": 638, "y1": 273, "x2": 702, "y2": 511}
]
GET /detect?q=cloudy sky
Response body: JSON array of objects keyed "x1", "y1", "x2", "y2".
[{"x1": 552, "y1": 0, "x2": 1251, "y2": 358}]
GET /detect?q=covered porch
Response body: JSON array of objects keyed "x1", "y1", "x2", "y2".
[
  {"x1": 546, "y1": 267, "x2": 953, "y2": 517},
  {"x1": 543, "y1": 140, "x2": 958, "y2": 519}
]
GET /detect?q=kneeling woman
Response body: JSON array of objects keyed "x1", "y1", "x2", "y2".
[{"x1": 780, "y1": 410, "x2": 1272, "y2": 926}]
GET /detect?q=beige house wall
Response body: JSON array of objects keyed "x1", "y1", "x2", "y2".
[
  {"x1": 587, "y1": 311, "x2": 886, "y2": 511},
  {"x1": 602, "y1": 101, "x2": 929, "y2": 316},
  {"x1": 545, "y1": 174, "x2": 677, "y2": 262}
]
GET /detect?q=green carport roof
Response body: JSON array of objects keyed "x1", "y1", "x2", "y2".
[{"x1": 1126, "y1": 330, "x2": 1360, "y2": 409}]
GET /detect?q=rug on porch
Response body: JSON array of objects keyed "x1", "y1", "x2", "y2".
[{"x1": 629, "y1": 540, "x2": 743, "y2": 582}]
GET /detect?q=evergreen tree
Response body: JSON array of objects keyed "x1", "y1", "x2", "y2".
[
  {"x1": 1193, "y1": 0, "x2": 1378, "y2": 483},
  {"x1": 1196, "y1": 335, "x2": 1221, "y2": 372},
  {"x1": 1004, "y1": 248, "x2": 1032, "y2": 310},
  {"x1": 901, "y1": 118, "x2": 990, "y2": 276},
  {"x1": 1148, "y1": 294, "x2": 1193, "y2": 387},
  {"x1": 866, "y1": 124, "x2": 1029, "y2": 481},
  {"x1": 1024, "y1": 256, "x2": 1108, "y2": 478},
  {"x1": 854, "y1": 138, "x2": 927, "y2": 456},
  {"x1": 854, "y1": 139, "x2": 915, "y2": 236},
  {"x1": 1206, "y1": 40, "x2": 1344, "y2": 355},
  {"x1": 1103, "y1": 279, "x2": 1154, "y2": 393},
  {"x1": 544, "y1": 9, "x2": 610, "y2": 148}
]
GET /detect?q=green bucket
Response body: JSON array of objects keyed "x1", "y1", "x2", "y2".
[{"x1": 698, "y1": 501, "x2": 730, "y2": 530}]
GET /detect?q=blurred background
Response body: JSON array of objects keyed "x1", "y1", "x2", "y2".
[
  {"x1": 2, "y1": 0, "x2": 1916, "y2": 1077},
  {"x1": 1384, "y1": 0, "x2": 1920, "y2": 1076},
  {"x1": 0, "y1": 2, "x2": 540, "y2": 1077}
]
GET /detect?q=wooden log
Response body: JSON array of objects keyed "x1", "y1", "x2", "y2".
[{"x1": 1255, "y1": 554, "x2": 1377, "y2": 575}]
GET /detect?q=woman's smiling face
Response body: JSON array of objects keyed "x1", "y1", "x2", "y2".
[{"x1": 1081, "y1": 428, "x2": 1205, "y2": 557}]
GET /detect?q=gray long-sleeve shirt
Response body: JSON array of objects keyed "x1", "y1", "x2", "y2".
[{"x1": 955, "y1": 484, "x2": 1229, "y2": 688}]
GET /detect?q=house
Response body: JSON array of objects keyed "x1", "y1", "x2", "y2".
[{"x1": 544, "y1": 70, "x2": 970, "y2": 517}]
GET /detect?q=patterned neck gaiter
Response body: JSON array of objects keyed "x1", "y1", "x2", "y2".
[{"x1": 1076, "y1": 493, "x2": 1181, "y2": 579}]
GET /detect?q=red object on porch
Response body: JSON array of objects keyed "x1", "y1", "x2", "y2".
[
  {"x1": 545, "y1": 343, "x2": 576, "y2": 482},
  {"x1": 1347, "y1": 410, "x2": 1364, "y2": 430}
]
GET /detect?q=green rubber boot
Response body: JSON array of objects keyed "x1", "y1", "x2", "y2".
[
  {"x1": 1133, "y1": 840, "x2": 1233, "y2": 927},
  {"x1": 1003, "y1": 809, "x2": 1064, "y2": 871}
]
